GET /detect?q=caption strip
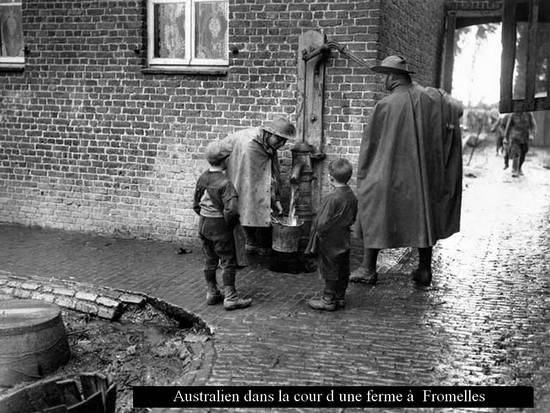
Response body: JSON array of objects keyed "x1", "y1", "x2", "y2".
[{"x1": 133, "y1": 385, "x2": 533, "y2": 408}]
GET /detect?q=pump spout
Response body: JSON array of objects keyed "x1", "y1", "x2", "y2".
[{"x1": 290, "y1": 160, "x2": 306, "y2": 184}]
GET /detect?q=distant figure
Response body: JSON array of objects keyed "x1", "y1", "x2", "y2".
[
  {"x1": 193, "y1": 141, "x2": 252, "y2": 310},
  {"x1": 489, "y1": 110, "x2": 508, "y2": 156},
  {"x1": 304, "y1": 158, "x2": 358, "y2": 311},
  {"x1": 465, "y1": 109, "x2": 486, "y2": 136},
  {"x1": 352, "y1": 55, "x2": 463, "y2": 286},
  {"x1": 504, "y1": 111, "x2": 537, "y2": 177}
]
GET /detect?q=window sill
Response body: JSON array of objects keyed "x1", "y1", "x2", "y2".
[
  {"x1": 142, "y1": 65, "x2": 229, "y2": 75},
  {"x1": 0, "y1": 63, "x2": 25, "y2": 72}
]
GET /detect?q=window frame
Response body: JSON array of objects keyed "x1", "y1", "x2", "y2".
[
  {"x1": 440, "y1": 10, "x2": 501, "y2": 94},
  {"x1": 500, "y1": 0, "x2": 550, "y2": 112},
  {"x1": 146, "y1": 0, "x2": 229, "y2": 71}
]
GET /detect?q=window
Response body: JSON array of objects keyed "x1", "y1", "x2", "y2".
[
  {"x1": 146, "y1": 0, "x2": 228, "y2": 72},
  {"x1": 500, "y1": 0, "x2": 550, "y2": 112},
  {"x1": 0, "y1": 0, "x2": 24, "y2": 69}
]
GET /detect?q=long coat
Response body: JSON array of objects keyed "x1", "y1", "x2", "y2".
[
  {"x1": 220, "y1": 127, "x2": 280, "y2": 228},
  {"x1": 356, "y1": 80, "x2": 463, "y2": 248}
]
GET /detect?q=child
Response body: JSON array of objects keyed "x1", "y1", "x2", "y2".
[
  {"x1": 193, "y1": 141, "x2": 252, "y2": 311},
  {"x1": 305, "y1": 158, "x2": 358, "y2": 311}
]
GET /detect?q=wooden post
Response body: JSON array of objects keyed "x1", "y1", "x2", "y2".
[
  {"x1": 296, "y1": 30, "x2": 326, "y2": 212},
  {"x1": 441, "y1": 11, "x2": 457, "y2": 93},
  {"x1": 525, "y1": 0, "x2": 539, "y2": 110},
  {"x1": 500, "y1": 0, "x2": 517, "y2": 113},
  {"x1": 547, "y1": 36, "x2": 550, "y2": 108}
]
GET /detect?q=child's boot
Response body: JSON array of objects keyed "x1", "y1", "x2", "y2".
[
  {"x1": 206, "y1": 285, "x2": 223, "y2": 305},
  {"x1": 308, "y1": 280, "x2": 337, "y2": 311},
  {"x1": 335, "y1": 277, "x2": 349, "y2": 309},
  {"x1": 223, "y1": 286, "x2": 252, "y2": 310},
  {"x1": 308, "y1": 295, "x2": 336, "y2": 311},
  {"x1": 204, "y1": 270, "x2": 223, "y2": 305},
  {"x1": 222, "y1": 271, "x2": 251, "y2": 310}
]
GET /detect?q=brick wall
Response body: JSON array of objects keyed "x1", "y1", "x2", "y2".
[
  {"x1": 378, "y1": 0, "x2": 446, "y2": 88},
  {"x1": 0, "y1": 0, "x2": 384, "y2": 242},
  {"x1": 1, "y1": 0, "x2": 495, "y2": 243},
  {"x1": 447, "y1": 0, "x2": 503, "y2": 11},
  {"x1": 377, "y1": 0, "x2": 504, "y2": 89}
]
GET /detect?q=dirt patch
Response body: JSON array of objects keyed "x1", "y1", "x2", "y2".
[{"x1": 1, "y1": 304, "x2": 211, "y2": 413}]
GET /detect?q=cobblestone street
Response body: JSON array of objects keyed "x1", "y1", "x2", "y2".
[{"x1": 1, "y1": 144, "x2": 550, "y2": 412}]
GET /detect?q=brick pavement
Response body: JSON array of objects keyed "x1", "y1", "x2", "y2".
[{"x1": 1, "y1": 144, "x2": 550, "y2": 412}]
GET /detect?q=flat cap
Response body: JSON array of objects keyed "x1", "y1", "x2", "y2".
[{"x1": 205, "y1": 141, "x2": 231, "y2": 164}]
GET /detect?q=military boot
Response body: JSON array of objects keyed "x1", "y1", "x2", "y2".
[
  {"x1": 349, "y1": 268, "x2": 378, "y2": 285},
  {"x1": 413, "y1": 247, "x2": 433, "y2": 286},
  {"x1": 411, "y1": 268, "x2": 432, "y2": 286},
  {"x1": 350, "y1": 249, "x2": 379, "y2": 285},
  {"x1": 223, "y1": 286, "x2": 252, "y2": 311}
]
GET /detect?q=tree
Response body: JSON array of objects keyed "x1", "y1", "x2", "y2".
[{"x1": 455, "y1": 23, "x2": 499, "y2": 107}]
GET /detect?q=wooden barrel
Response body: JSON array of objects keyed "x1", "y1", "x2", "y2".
[{"x1": 0, "y1": 299, "x2": 70, "y2": 387}]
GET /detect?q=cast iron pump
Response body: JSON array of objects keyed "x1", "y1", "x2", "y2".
[{"x1": 291, "y1": 31, "x2": 371, "y2": 231}]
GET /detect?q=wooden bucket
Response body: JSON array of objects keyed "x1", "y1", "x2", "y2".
[
  {"x1": 0, "y1": 299, "x2": 70, "y2": 387},
  {"x1": 0, "y1": 372, "x2": 116, "y2": 413}
]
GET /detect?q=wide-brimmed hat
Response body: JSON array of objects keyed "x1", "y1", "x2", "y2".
[
  {"x1": 205, "y1": 141, "x2": 231, "y2": 164},
  {"x1": 262, "y1": 116, "x2": 296, "y2": 141},
  {"x1": 371, "y1": 55, "x2": 415, "y2": 74}
]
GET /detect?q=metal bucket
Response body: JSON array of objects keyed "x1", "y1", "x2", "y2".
[{"x1": 272, "y1": 219, "x2": 304, "y2": 253}]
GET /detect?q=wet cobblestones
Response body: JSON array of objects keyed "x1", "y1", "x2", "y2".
[{"x1": 0, "y1": 145, "x2": 549, "y2": 412}]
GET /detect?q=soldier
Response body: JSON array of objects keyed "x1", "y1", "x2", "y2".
[
  {"x1": 351, "y1": 55, "x2": 463, "y2": 286},
  {"x1": 504, "y1": 111, "x2": 537, "y2": 177},
  {"x1": 219, "y1": 116, "x2": 296, "y2": 255},
  {"x1": 488, "y1": 110, "x2": 508, "y2": 157}
]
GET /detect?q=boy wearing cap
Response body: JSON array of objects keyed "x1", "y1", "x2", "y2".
[
  {"x1": 193, "y1": 141, "x2": 252, "y2": 310},
  {"x1": 305, "y1": 158, "x2": 358, "y2": 311}
]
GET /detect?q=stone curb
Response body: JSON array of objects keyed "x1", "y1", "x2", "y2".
[
  {"x1": 0, "y1": 270, "x2": 217, "y2": 391},
  {"x1": 0, "y1": 269, "x2": 212, "y2": 334}
]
